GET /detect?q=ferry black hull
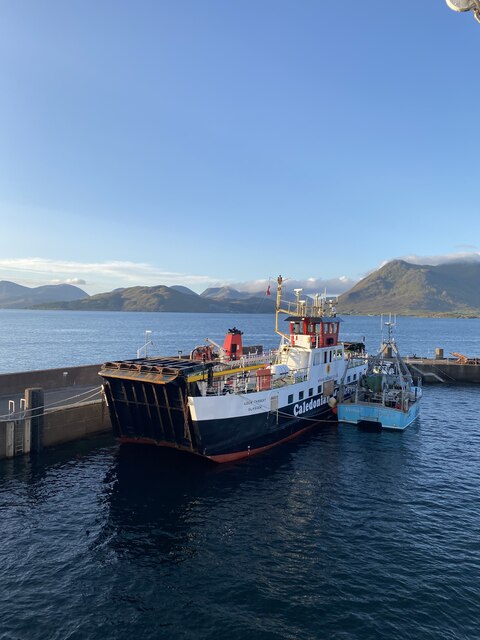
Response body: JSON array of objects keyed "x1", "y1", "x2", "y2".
[
  {"x1": 102, "y1": 372, "x2": 337, "y2": 463},
  {"x1": 204, "y1": 404, "x2": 336, "y2": 462},
  {"x1": 203, "y1": 397, "x2": 336, "y2": 458},
  {"x1": 115, "y1": 402, "x2": 336, "y2": 463}
]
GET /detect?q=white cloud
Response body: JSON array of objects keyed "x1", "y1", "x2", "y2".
[
  {"x1": 390, "y1": 252, "x2": 480, "y2": 267},
  {"x1": 229, "y1": 276, "x2": 356, "y2": 296},
  {"x1": 0, "y1": 258, "x2": 215, "y2": 294},
  {"x1": 50, "y1": 277, "x2": 87, "y2": 286},
  {"x1": 65, "y1": 278, "x2": 87, "y2": 285},
  {"x1": 0, "y1": 258, "x2": 362, "y2": 296}
]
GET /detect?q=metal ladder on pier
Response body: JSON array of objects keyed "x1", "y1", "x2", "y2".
[{"x1": 7, "y1": 399, "x2": 27, "y2": 457}]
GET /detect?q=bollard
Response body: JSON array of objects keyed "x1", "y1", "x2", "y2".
[
  {"x1": 5, "y1": 421, "x2": 15, "y2": 458},
  {"x1": 19, "y1": 398, "x2": 31, "y2": 454},
  {"x1": 26, "y1": 388, "x2": 44, "y2": 453}
]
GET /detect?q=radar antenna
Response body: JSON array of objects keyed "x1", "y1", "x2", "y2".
[{"x1": 293, "y1": 288, "x2": 303, "y2": 315}]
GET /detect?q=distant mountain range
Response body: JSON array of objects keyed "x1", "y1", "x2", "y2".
[
  {"x1": 4, "y1": 260, "x2": 480, "y2": 316},
  {"x1": 337, "y1": 260, "x2": 480, "y2": 316},
  {"x1": 200, "y1": 286, "x2": 253, "y2": 300},
  {"x1": 0, "y1": 281, "x2": 88, "y2": 309},
  {"x1": 34, "y1": 284, "x2": 276, "y2": 313}
]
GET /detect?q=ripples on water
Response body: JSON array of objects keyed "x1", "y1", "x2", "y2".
[
  {"x1": 2, "y1": 310, "x2": 480, "y2": 373},
  {"x1": 2, "y1": 385, "x2": 480, "y2": 639}
]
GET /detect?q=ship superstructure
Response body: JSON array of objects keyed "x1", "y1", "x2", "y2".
[{"x1": 100, "y1": 276, "x2": 366, "y2": 462}]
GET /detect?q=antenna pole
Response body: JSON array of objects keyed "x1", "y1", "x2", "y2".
[{"x1": 275, "y1": 275, "x2": 283, "y2": 336}]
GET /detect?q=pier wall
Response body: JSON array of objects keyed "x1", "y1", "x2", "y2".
[
  {"x1": 0, "y1": 424, "x2": 5, "y2": 457},
  {"x1": 0, "y1": 364, "x2": 102, "y2": 397},
  {"x1": 42, "y1": 400, "x2": 111, "y2": 448},
  {"x1": 405, "y1": 359, "x2": 480, "y2": 383},
  {"x1": 0, "y1": 400, "x2": 111, "y2": 460},
  {"x1": 0, "y1": 363, "x2": 112, "y2": 459}
]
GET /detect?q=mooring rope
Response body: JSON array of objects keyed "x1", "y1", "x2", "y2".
[
  {"x1": 276, "y1": 409, "x2": 337, "y2": 424},
  {"x1": 0, "y1": 386, "x2": 103, "y2": 421}
]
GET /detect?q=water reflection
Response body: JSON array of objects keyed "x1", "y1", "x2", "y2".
[
  {"x1": 98, "y1": 446, "x2": 212, "y2": 562},
  {"x1": 98, "y1": 425, "x2": 348, "y2": 566}
]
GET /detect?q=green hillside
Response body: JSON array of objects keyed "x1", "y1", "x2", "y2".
[
  {"x1": 337, "y1": 260, "x2": 480, "y2": 316},
  {"x1": 36, "y1": 284, "x2": 275, "y2": 313}
]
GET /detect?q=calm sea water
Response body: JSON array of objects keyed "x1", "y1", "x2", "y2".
[
  {"x1": 1, "y1": 312, "x2": 480, "y2": 639},
  {"x1": 2, "y1": 309, "x2": 480, "y2": 373}
]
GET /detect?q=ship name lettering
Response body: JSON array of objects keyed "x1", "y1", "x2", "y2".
[
  {"x1": 245, "y1": 398, "x2": 266, "y2": 412},
  {"x1": 293, "y1": 398, "x2": 321, "y2": 417}
]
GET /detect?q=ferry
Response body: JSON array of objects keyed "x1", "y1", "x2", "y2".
[
  {"x1": 99, "y1": 276, "x2": 367, "y2": 462},
  {"x1": 337, "y1": 318, "x2": 422, "y2": 430}
]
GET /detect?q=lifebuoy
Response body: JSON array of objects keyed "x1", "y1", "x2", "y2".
[{"x1": 326, "y1": 364, "x2": 330, "y2": 374}]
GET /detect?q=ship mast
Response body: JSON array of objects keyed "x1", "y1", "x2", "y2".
[{"x1": 275, "y1": 275, "x2": 290, "y2": 340}]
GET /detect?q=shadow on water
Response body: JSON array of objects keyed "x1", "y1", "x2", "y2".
[
  {"x1": 0, "y1": 432, "x2": 116, "y2": 490},
  {"x1": 95, "y1": 423, "x2": 345, "y2": 564},
  {"x1": 356, "y1": 420, "x2": 383, "y2": 432}
]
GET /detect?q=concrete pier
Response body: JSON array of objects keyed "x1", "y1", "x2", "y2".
[
  {"x1": 0, "y1": 363, "x2": 102, "y2": 397},
  {"x1": 0, "y1": 364, "x2": 111, "y2": 460},
  {"x1": 404, "y1": 357, "x2": 480, "y2": 383}
]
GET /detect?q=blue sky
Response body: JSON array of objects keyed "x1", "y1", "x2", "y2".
[{"x1": 0, "y1": 1, "x2": 478, "y2": 295}]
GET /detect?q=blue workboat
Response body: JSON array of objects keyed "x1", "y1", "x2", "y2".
[{"x1": 337, "y1": 318, "x2": 422, "y2": 430}]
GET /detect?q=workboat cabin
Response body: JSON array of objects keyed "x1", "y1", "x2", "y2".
[
  {"x1": 337, "y1": 317, "x2": 422, "y2": 431},
  {"x1": 100, "y1": 276, "x2": 367, "y2": 462}
]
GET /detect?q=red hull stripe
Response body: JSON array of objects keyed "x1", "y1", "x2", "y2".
[
  {"x1": 117, "y1": 416, "x2": 332, "y2": 464},
  {"x1": 207, "y1": 421, "x2": 322, "y2": 463}
]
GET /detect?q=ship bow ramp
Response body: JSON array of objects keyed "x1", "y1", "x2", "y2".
[{"x1": 100, "y1": 358, "x2": 208, "y2": 454}]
